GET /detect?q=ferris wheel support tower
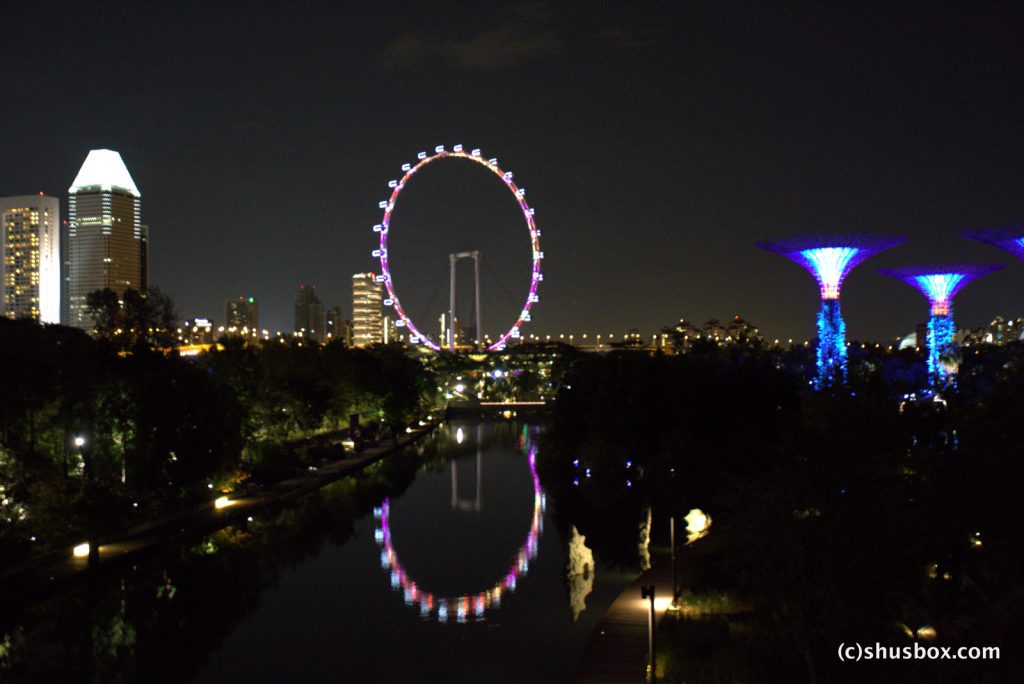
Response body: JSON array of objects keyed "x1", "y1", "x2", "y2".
[{"x1": 449, "y1": 250, "x2": 482, "y2": 349}]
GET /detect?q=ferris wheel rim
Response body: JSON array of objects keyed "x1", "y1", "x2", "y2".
[{"x1": 375, "y1": 146, "x2": 542, "y2": 351}]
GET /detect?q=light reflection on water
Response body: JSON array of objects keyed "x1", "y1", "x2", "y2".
[
  {"x1": 375, "y1": 425, "x2": 545, "y2": 623},
  {"x1": 0, "y1": 421, "x2": 636, "y2": 684}
]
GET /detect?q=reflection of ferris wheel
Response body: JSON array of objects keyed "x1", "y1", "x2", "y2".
[
  {"x1": 373, "y1": 443, "x2": 544, "y2": 623},
  {"x1": 372, "y1": 144, "x2": 543, "y2": 351}
]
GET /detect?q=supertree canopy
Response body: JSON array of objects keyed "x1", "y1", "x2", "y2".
[
  {"x1": 879, "y1": 264, "x2": 1004, "y2": 387},
  {"x1": 756, "y1": 235, "x2": 908, "y2": 300},
  {"x1": 962, "y1": 223, "x2": 1024, "y2": 261},
  {"x1": 757, "y1": 234, "x2": 906, "y2": 388}
]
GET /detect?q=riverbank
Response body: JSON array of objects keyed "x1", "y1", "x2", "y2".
[{"x1": 0, "y1": 415, "x2": 441, "y2": 607}]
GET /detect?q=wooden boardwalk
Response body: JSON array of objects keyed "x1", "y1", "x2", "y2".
[{"x1": 575, "y1": 558, "x2": 676, "y2": 683}]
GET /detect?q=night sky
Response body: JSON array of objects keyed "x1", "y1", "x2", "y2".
[{"x1": 4, "y1": 1, "x2": 1023, "y2": 342}]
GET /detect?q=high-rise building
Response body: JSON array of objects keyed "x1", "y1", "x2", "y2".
[
  {"x1": 182, "y1": 317, "x2": 215, "y2": 344},
  {"x1": 295, "y1": 284, "x2": 325, "y2": 343},
  {"x1": 1, "y1": 194, "x2": 59, "y2": 323},
  {"x1": 139, "y1": 224, "x2": 149, "y2": 292},
  {"x1": 67, "y1": 149, "x2": 143, "y2": 330},
  {"x1": 325, "y1": 305, "x2": 344, "y2": 343},
  {"x1": 226, "y1": 295, "x2": 259, "y2": 330},
  {"x1": 352, "y1": 273, "x2": 383, "y2": 347},
  {"x1": 1, "y1": 194, "x2": 60, "y2": 323}
]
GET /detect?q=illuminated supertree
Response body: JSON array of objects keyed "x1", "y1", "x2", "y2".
[
  {"x1": 961, "y1": 223, "x2": 1024, "y2": 261},
  {"x1": 757, "y1": 235, "x2": 907, "y2": 388},
  {"x1": 878, "y1": 264, "x2": 1004, "y2": 387}
]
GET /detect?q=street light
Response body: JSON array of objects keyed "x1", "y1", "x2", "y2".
[
  {"x1": 669, "y1": 516, "x2": 679, "y2": 611},
  {"x1": 641, "y1": 584, "x2": 656, "y2": 682},
  {"x1": 669, "y1": 509, "x2": 711, "y2": 613}
]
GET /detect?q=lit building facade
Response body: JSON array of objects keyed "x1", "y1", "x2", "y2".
[
  {"x1": 226, "y1": 295, "x2": 259, "y2": 331},
  {"x1": 182, "y1": 317, "x2": 215, "y2": 344},
  {"x1": 0, "y1": 194, "x2": 60, "y2": 322},
  {"x1": 352, "y1": 272, "x2": 383, "y2": 347},
  {"x1": 67, "y1": 149, "x2": 143, "y2": 330},
  {"x1": 880, "y1": 264, "x2": 1003, "y2": 387},
  {"x1": 325, "y1": 305, "x2": 344, "y2": 343},
  {"x1": 757, "y1": 235, "x2": 906, "y2": 389},
  {"x1": 294, "y1": 284, "x2": 325, "y2": 343}
]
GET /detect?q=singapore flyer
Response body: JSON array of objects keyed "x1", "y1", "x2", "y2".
[{"x1": 372, "y1": 144, "x2": 542, "y2": 351}]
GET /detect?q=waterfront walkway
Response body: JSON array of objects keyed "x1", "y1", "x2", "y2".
[
  {"x1": 575, "y1": 555, "x2": 677, "y2": 683},
  {"x1": 0, "y1": 419, "x2": 439, "y2": 605}
]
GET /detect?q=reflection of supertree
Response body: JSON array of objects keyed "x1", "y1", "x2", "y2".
[
  {"x1": 373, "y1": 444, "x2": 544, "y2": 623},
  {"x1": 757, "y1": 235, "x2": 907, "y2": 388},
  {"x1": 879, "y1": 265, "x2": 1004, "y2": 386},
  {"x1": 962, "y1": 224, "x2": 1024, "y2": 261},
  {"x1": 565, "y1": 525, "x2": 595, "y2": 622}
]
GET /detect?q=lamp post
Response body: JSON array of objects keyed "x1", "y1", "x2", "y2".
[
  {"x1": 669, "y1": 516, "x2": 679, "y2": 611},
  {"x1": 641, "y1": 584, "x2": 656, "y2": 682}
]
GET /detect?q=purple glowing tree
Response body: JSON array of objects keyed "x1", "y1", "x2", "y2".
[
  {"x1": 757, "y1": 234, "x2": 907, "y2": 388},
  {"x1": 878, "y1": 264, "x2": 1004, "y2": 387},
  {"x1": 962, "y1": 223, "x2": 1024, "y2": 261}
]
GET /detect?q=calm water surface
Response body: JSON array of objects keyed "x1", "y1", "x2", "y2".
[{"x1": 1, "y1": 421, "x2": 635, "y2": 683}]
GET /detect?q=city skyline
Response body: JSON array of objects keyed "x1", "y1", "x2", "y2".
[{"x1": 2, "y1": 3, "x2": 1023, "y2": 341}]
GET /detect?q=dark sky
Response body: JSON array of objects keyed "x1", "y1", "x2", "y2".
[{"x1": 4, "y1": 1, "x2": 1023, "y2": 342}]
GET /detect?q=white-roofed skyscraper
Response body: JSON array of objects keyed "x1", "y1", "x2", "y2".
[{"x1": 67, "y1": 149, "x2": 143, "y2": 330}]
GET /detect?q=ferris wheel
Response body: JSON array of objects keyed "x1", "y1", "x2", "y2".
[{"x1": 373, "y1": 145, "x2": 543, "y2": 350}]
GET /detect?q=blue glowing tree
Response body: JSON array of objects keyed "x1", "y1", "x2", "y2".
[
  {"x1": 878, "y1": 265, "x2": 1004, "y2": 387},
  {"x1": 757, "y1": 235, "x2": 907, "y2": 389},
  {"x1": 962, "y1": 223, "x2": 1024, "y2": 261}
]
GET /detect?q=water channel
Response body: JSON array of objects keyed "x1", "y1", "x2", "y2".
[{"x1": 0, "y1": 420, "x2": 636, "y2": 683}]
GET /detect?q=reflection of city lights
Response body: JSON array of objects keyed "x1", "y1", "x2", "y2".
[{"x1": 375, "y1": 443, "x2": 543, "y2": 623}]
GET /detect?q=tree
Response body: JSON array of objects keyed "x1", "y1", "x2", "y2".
[{"x1": 86, "y1": 287, "x2": 178, "y2": 350}]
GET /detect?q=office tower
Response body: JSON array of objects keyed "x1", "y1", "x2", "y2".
[
  {"x1": 383, "y1": 315, "x2": 398, "y2": 344},
  {"x1": 67, "y1": 149, "x2": 143, "y2": 330},
  {"x1": 326, "y1": 305, "x2": 344, "y2": 342},
  {"x1": 352, "y1": 273, "x2": 383, "y2": 347},
  {"x1": 183, "y1": 317, "x2": 215, "y2": 344},
  {"x1": 139, "y1": 224, "x2": 149, "y2": 292},
  {"x1": 757, "y1": 234, "x2": 906, "y2": 389},
  {"x1": 880, "y1": 264, "x2": 1004, "y2": 387},
  {"x1": 294, "y1": 284, "x2": 325, "y2": 343},
  {"x1": 0, "y1": 194, "x2": 60, "y2": 322},
  {"x1": 226, "y1": 295, "x2": 259, "y2": 330}
]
